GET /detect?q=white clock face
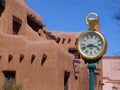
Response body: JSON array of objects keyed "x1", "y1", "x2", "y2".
[{"x1": 78, "y1": 32, "x2": 104, "y2": 57}]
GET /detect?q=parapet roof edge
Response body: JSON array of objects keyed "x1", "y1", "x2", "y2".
[{"x1": 103, "y1": 56, "x2": 120, "y2": 59}]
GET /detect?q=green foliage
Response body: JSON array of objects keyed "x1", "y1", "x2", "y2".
[{"x1": 2, "y1": 80, "x2": 23, "y2": 90}]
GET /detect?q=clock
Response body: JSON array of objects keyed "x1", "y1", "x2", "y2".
[{"x1": 77, "y1": 31, "x2": 107, "y2": 60}]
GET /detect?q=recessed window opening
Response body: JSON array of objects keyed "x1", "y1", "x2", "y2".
[
  {"x1": 0, "y1": 0, "x2": 5, "y2": 16},
  {"x1": 112, "y1": 86, "x2": 118, "y2": 90},
  {"x1": 68, "y1": 48, "x2": 80, "y2": 59},
  {"x1": 64, "y1": 71, "x2": 70, "y2": 90},
  {"x1": 62, "y1": 38, "x2": 65, "y2": 44},
  {"x1": 13, "y1": 16, "x2": 22, "y2": 35},
  {"x1": 68, "y1": 38, "x2": 71, "y2": 44},
  {"x1": 2, "y1": 71, "x2": 16, "y2": 89},
  {"x1": 75, "y1": 39, "x2": 78, "y2": 45},
  {"x1": 56, "y1": 37, "x2": 61, "y2": 44}
]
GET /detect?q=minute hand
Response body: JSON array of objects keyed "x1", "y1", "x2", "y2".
[{"x1": 86, "y1": 44, "x2": 100, "y2": 50}]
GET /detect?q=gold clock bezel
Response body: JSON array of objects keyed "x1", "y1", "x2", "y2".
[{"x1": 77, "y1": 31, "x2": 107, "y2": 60}]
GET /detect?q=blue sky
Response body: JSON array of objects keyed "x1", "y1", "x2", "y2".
[{"x1": 25, "y1": 0, "x2": 120, "y2": 56}]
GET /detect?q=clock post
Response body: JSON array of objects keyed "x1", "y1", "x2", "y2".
[
  {"x1": 87, "y1": 63, "x2": 96, "y2": 90},
  {"x1": 77, "y1": 12, "x2": 107, "y2": 90}
]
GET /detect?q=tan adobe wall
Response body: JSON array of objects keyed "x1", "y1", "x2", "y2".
[
  {"x1": 0, "y1": 0, "x2": 103, "y2": 90},
  {"x1": 0, "y1": 0, "x2": 47, "y2": 41},
  {"x1": 102, "y1": 56, "x2": 120, "y2": 90},
  {"x1": 0, "y1": 31, "x2": 75, "y2": 90}
]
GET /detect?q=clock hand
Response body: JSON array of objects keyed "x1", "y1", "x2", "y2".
[
  {"x1": 94, "y1": 45, "x2": 100, "y2": 51},
  {"x1": 86, "y1": 44, "x2": 94, "y2": 48},
  {"x1": 86, "y1": 44, "x2": 100, "y2": 51}
]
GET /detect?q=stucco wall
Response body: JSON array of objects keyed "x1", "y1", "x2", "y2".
[
  {"x1": 0, "y1": 0, "x2": 103, "y2": 90},
  {"x1": 103, "y1": 56, "x2": 120, "y2": 90}
]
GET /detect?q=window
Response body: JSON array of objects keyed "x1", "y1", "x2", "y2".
[
  {"x1": 0, "y1": 0, "x2": 5, "y2": 16},
  {"x1": 68, "y1": 48, "x2": 80, "y2": 59},
  {"x1": 12, "y1": 16, "x2": 22, "y2": 35},
  {"x1": 64, "y1": 71, "x2": 70, "y2": 90},
  {"x1": 68, "y1": 38, "x2": 71, "y2": 44},
  {"x1": 2, "y1": 71, "x2": 16, "y2": 90},
  {"x1": 62, "y1": 38, "x2": 65, "y2": 44},
  {"x1": 75, "y1": 39, "x2": 77, "y2": 45},
  {"x1": 56, "y1": 37, "x2": 61, "y2": 44},
  {"x1": 112, "y1": 86, "x2": 118, "y2": 90}
]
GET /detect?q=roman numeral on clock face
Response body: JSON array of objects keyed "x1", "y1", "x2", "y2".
[{"x1": 79, "y1": 32, "x2": 104, "y2": 56}]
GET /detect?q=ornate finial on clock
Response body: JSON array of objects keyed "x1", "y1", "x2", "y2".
[
  {"x1": 77, "y1": 12, "x2": 107, "y2": 90},
  {"x1": 85, "y1": 12, "x2": 99, "y2": 31}
]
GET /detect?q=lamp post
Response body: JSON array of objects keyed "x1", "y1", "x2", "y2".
[
  {"x1": 88, "y1": 63, "x2": 96, "y2": 90},
  {"x1": 77, "y1": 12, "x2": 107, "y2": 90}
]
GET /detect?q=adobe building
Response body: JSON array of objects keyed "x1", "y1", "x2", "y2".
[
  {"x1": 0, "y1": 0, "x2": 109, "y2": 90},
  {"x1": 102, "y1": 56, "x2": 120, "y2": 90}
]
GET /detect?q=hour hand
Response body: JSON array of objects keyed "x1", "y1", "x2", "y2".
[{"x1": 86, "y1": 44, "x2": 100, "y2": 50}]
